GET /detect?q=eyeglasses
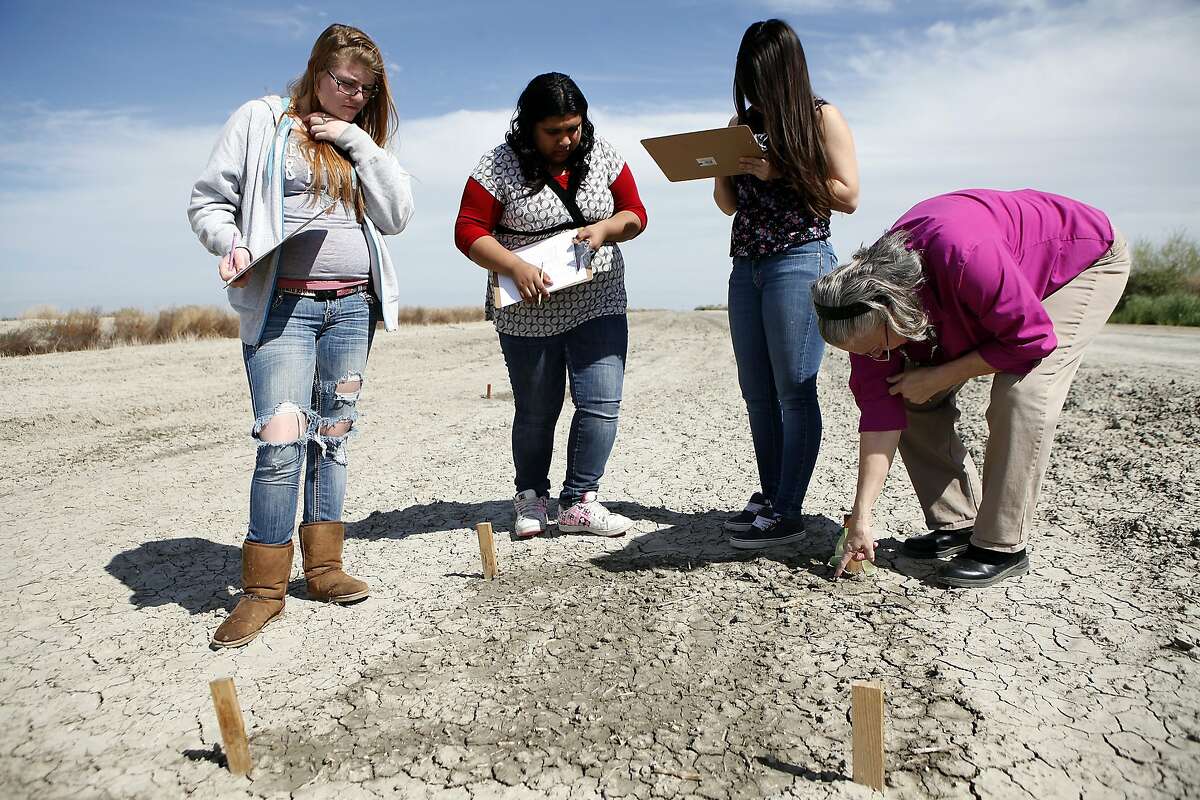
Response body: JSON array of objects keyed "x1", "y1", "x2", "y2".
[
  {"x1": 326, "y1": 70, "x2": 379, "y2": 99},
  {"x1": 865, "y1": 326, "x2": 892, "y2": 362}
]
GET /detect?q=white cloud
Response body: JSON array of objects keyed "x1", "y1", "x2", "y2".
[
  {"x1": 2, "y1": 0, "x2": 1196, "y2": 317},
  {"x1": 829, "y1": 0, "x2": 1200, "y2": 255},
  {"x1": 763, "y1": 0, "x2": 895, "y2": 12},
  {"x1": 238, "y1": 5, "x2": 328, "y2": 39}
]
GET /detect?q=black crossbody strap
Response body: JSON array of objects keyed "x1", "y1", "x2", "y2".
[{"x1": 542, "y1": 170, "x2": 590, "y2": 227}]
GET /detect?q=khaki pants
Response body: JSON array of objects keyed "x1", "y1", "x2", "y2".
[{"x1": 898, "y1": 231, "x2": 1131, "y2": 552}]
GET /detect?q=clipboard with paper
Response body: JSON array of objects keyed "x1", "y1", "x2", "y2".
[
  {"x1": 222, "y1": 202, "x2": 336, "y2": 288},
  {"x1": 491, "y1": 230, "x2": 594, "y2": 308}
]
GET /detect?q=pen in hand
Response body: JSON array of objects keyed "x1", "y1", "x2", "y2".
[
  {"x1": 538, "y1": 265, "x2": 544, "y2": 305},
  {"x1": 226, "y1": 232, "x2": 240, "y2": 285}
]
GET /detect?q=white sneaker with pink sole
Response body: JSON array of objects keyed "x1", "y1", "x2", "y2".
[{"x1": 557, "y1": 491, "x2": 634, "y2": 537}]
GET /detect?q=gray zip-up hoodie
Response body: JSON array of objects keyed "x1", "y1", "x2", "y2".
[{"x1": 188, "y1": 95, "x2": 414, "y2": 344}]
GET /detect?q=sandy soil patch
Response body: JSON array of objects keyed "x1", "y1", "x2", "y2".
[{"x1": 2, "y1": 311, "x2": 1197, "y2": 799}]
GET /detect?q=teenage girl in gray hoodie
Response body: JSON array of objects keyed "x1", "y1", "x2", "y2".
[{"x1": 188, "y1": 23, "x2": 414, "y2": 649}]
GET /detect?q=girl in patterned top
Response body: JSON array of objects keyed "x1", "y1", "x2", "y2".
[
  {"x1": 454, "y1": 72, "x2": 647, "y2": 539},
  {"x1": 713, "y1": 19, "x2": 859, "y2": 550}
]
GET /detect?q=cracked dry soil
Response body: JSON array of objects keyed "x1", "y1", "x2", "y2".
[{"x1": 3, "y1": 312, "x2": 1198, "y2": 799}]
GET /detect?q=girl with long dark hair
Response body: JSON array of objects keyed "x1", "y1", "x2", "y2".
[
  {"x1": 189, "y1": 24, "x2": 414, "y2": 648},
  {"x1": 454, "y1": 72, "x2": 647, "y2": 538},
  {"x1": 713, "y1": 19, "x2": 859, "y2": 549}
]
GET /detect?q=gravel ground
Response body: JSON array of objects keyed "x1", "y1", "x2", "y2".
[{"x1": 3, "y1": 311, "x2": 1197, "y2": 799}]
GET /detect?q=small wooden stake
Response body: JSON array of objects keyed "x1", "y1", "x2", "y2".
[
  {"x1": 476, "y1": 522, "x2": 498, "y2": 579},
  {"x1": 486, "y1": 383, "x2": 492, "y2": 399},
  {"x1": 209, "y1": 677, "x2": 252, "y2": 776},
  {"x1": 851, "y1": 681, "x2": 885, "y2": 792}
]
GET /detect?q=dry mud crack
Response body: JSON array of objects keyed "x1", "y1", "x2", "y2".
[{"x1": 2, "y1": 312, "x2": 1197, "y2": 799}]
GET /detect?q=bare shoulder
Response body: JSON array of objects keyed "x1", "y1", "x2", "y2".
[
  {"x1": 818, "y1": 103, "x2": 847, "y2": 123},
  {"x1": 818, "y1": 103, "x2": 853, "y2": 135}
]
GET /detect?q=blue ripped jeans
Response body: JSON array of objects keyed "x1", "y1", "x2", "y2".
[
  {"x1": 727, "y1": 239, "x2": 834, "y2": 519},
  {"x1": 242, "y1": 290, "x2": 376, "y2": 544}
]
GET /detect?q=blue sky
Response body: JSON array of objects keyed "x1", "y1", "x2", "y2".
[{"x1": 2, "y1": 0, "x2": 1198, "y2": 316}]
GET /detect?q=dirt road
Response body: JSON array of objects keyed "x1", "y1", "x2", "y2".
[{"x1": 3, "y1": 312, "x2": 1197, "y2": 799}]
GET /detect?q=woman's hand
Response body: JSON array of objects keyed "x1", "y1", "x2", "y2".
[
  {"x1": 304, "y1": 113, "x2": 352, "y2": 144},
  {"x1": 738, "y1": 156, "x2": 779, "y2": 182},
  {"x1": 218, "y1": 247, "x2": 251, "y2": 287},
  {"x1": 574, "y1": 223, "x2": 608, "y2": 252},
  {"x1": 511, "y1": 259, "x2": 553, "y2": 303},
  {"x1": 886, "y1": 365, "x2": 947, "y2": 405},
  {"x1": 834, "y1": 515, "x2": 877, "y2": 578}
]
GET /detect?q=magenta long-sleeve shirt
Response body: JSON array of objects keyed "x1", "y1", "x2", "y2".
[{"x1": 849, "y1": 189, "x2": 1113, "y2": 432}]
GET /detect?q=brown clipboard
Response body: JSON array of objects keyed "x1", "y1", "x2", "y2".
[{"x1": 640, "y1": 125, "x2": 765, "y2": 182}]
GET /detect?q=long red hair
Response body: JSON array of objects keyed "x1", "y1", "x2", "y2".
[{"x1": 287, "y1": 24, "x2": 397, "y2": 221}]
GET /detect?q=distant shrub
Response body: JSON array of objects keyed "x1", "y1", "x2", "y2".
[
  {"x1": 0, "y1": 306, "x2": 238, "y2": 357},
  {"x1": 1107, "y1": 231, "x2": 1200, "y2": 326},
  {"x1": 396, "y1": 306, "x2": 483, "y2": 325},
  {"x1": 694, "y1": 304, "x2": 728, "y2": 311},
  {"x1": 112, "y1": 307, "x2": 158, "y2": 344},
  {"x1": 19, "y1": 304, "x2": 61, "y2": 320},
  {"x1": 1110, "y1": 292, "x2": 1200, "y2": 327},
  {"x1": 154, "y1": 305, "x2": 239, "y2": 340},
  {"x1": 3, "y1": 303, "x2": 487, "y2": 356},
  {"x1": 1119, "y1": 231, "x2": 1200, "y2": 310}
]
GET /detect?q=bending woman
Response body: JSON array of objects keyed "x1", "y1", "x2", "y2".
[
  {"x1": 188, "y1": 24, "x2": 414, "y2": 647},
  {"x1": 454, "y1": 73, "x2": 647, "y2": 539},
  {"x1": 814, "y1": 189, "x2": 1129, "y2": 587},
  {"x1": 713, "y1": 19, "x2": 859, "y2": 549}
]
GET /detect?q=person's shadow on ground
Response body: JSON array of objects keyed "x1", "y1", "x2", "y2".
[
  {"x1": 347, "y1": 498, "x2": 938, "y2": 582},
  {"x1": 105, "y1": 537, "x2": 241, "y2": 615},
  {"x1": 345, "y1": 499, "x2": 515, "y2": 541},
  {"x1": 591, "y1": 501, "x2": 937, "y2": 584}
]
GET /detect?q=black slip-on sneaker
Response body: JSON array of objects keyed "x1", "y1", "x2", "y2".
[
  {"x1": 939, "y1": 545, "x2": 1030, "y2": 588},
  {"x1": 729, "y1": 509, "x2": 808, "y2": 550},
  {"x1": 724, "y1": 492, "x2": 772, "y2": 533},
  {"x1": 902, "y1": 528, "x2": 974, "y2": 559}
]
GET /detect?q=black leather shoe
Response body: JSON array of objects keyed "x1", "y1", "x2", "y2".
[
  {"x1": 939, "y1": 545, "x2": 1029, "y2": 588},
  {"x1": 902, "y1": 528, "x2": 974, "y2": 559}
]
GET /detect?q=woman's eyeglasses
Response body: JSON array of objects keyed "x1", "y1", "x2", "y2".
[
  {"x1": 866, "y1": 327, "x2": 892, "y2": 361},
  {"x1": 327, "y1": 70, "x2": 379, "y2": 99}
]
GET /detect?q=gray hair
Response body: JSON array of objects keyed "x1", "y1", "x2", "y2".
[{"x1": 812, "y1": 229, "x2": 929, "y2": 348}]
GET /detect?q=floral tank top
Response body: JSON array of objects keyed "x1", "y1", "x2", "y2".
[{"x1": 730, "y1": 99, "x2": 832, "y2": 258}]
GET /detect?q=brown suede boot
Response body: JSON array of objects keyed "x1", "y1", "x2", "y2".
[
  {"x1": 299, "y1": 521, "x2": 369, "y2": 603},
  {"x1": 211, "y1": 540, "x2": 293, "y2": 648}
]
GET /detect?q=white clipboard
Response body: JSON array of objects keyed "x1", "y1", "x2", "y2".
[
  {"x1": 223, "y1": 202, "x2": 336, "y2": 288},
  {"x1": 491, "y1": 230, "x2": 594, "y2": 308}
]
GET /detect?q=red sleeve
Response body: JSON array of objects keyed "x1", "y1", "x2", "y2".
[
  {"x1": 454, "y1": 177, "x2": 502, "y2": 256},
  {"x1": 609, "y1": 164, "x2": 647, "y2": 230}
]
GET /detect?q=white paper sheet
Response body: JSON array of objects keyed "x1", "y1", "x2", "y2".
[{"x1": 493, "y1": 230, "x2": 594, "y2": 308}]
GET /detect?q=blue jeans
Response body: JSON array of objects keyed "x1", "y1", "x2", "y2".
[
  {"x1": 498, "y1": 314, "x2": 627, "y2": 507},
  {"x1": 727, "y1": 239, "x2": 834, "y2": 519},
  {"x1": 241, "y1": 290, "x2": 377, "y2": 544}
]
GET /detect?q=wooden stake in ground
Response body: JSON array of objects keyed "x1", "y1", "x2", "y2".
[
  {"x1": 486, "y1": 383, "x2": 492, "y2": 399},
  {"x1": 851, "y1": 681, "x2": 885, "y2": 791},
  {"x1": 208, "y1": 677, "x2": 252, "y2": 776},
  {"x1": 475, "y1": 522, "x2": 498, "y2": 579}
]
